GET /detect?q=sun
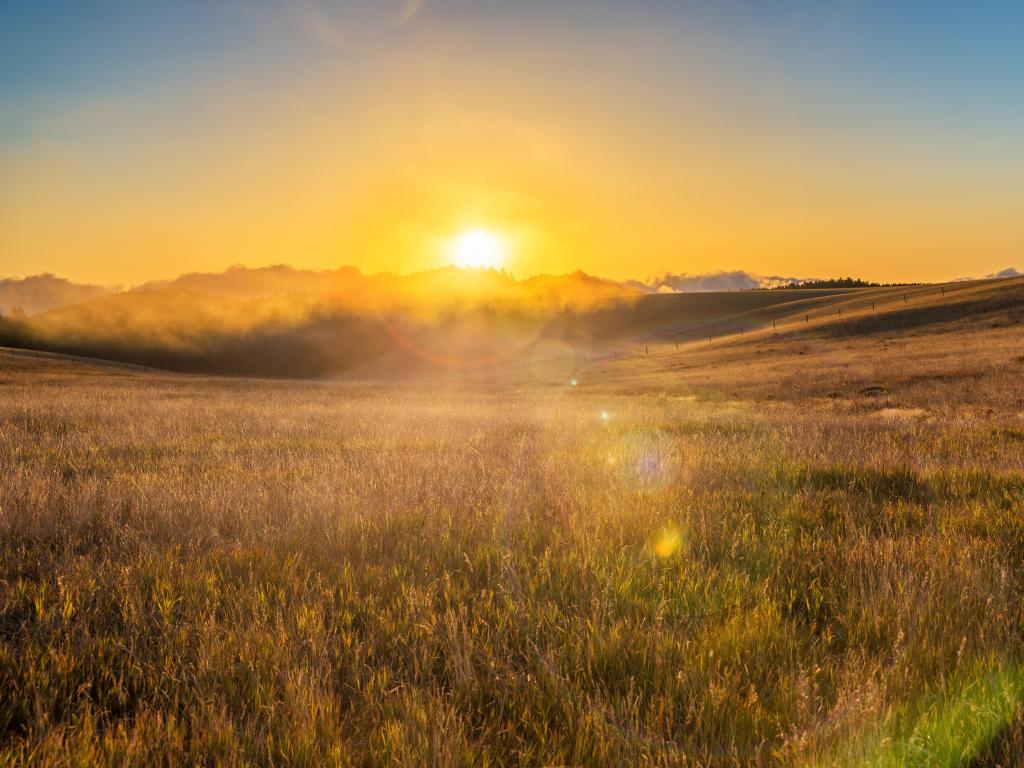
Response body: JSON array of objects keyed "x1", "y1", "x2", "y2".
[{"x1": 449, "y1": 228, "x2": 506, "y2": 269}]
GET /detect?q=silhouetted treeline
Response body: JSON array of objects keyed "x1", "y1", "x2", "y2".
[{"x1": 772, "y1": 277, "x2": 916, "y2": 289}]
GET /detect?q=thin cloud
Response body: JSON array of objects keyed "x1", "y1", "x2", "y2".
[
  {"x1": 987, "y1": 267, "x2": 1021, "y2": 278},
  {"x1": 255, "y1": 0, "x2": 426, "y2": 49},
  {"x1": 625, "y1": 271, "x2": 803, "y2": 293},
  {"x1": 952, "y1": 266, "x2": 1021, "y2": 282}
]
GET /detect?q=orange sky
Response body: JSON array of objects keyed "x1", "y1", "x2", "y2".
[{"x1": 2, "y1": 1, "x2": 1022, "y2": 285}]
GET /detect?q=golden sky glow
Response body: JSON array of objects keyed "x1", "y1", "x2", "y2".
[{"x1": 1, "y1": 2, "x2": 1022, "y2": 285}]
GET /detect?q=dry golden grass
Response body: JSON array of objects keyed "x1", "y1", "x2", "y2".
[{"x1": 2, "y1": 282, "x2": 1023, "y2": 766}]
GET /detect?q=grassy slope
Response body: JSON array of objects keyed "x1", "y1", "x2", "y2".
[
  {"x1": 1, "y1": 279, "x2": 1023, "y2": 766},
  {"x1": 0, "y1": 284, "x2": 856, "y2": 377},
  {"x1": 350, "y1": 278, "x2": 1023, "y2": 381}
]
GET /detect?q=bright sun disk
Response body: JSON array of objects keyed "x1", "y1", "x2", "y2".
[{"x1": 451, "y1": 228, "x2": 506, "y2": 269}]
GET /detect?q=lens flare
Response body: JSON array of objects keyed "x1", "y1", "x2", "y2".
[
  {"x1": 605, "y1": 428, "x2": 684, "y2": 490},
  {"x1": 655, "y1": 528, "x2": 682, "y2": 558}
]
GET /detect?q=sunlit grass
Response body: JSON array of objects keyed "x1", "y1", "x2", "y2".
[
  {"x1": 1, "y1": 337, "x2": 1023, "y2": 765},
  {"x1": 809, "y1": 660, "x2": 1024, "y2": 768}
]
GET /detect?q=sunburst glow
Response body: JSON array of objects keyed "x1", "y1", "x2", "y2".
[{"x1": 450, "y1": 229, "x2": 506, "y2": 270}]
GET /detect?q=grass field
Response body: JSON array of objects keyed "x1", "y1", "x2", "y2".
[{"x1": 2, "y1": 279, "x2": 1024, "y2": 766}]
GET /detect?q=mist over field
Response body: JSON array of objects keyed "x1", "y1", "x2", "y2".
[
  {"x1": 0, "y1": 265, "x2": 784, "y2": 377},
  {"x1": 0, "y1": 267, "x2": 641, "y2": 376},
  {"x1": 4, "y1": 264, "x2": 1018, "y2": 378}
]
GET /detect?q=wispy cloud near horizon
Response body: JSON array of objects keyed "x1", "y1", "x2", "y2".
[
  {"x1": 625, "y1": 271, "x2": 804, "y2": 294},
  {"x1": 953, "y1": 266, "x2": 1022, "y2": 282}
]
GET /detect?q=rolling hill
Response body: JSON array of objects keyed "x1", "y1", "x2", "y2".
[{"x1": 1, "y1": 275, "x2": 1020, "y2": 380}]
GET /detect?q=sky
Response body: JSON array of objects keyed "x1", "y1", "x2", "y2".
[{"x1": 1, "y1": 0, "x2": 1022, "y2": 285}]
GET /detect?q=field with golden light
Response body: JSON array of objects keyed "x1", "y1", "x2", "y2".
[{"x1": 2, "y1": 278, "x2": 1024, "y2": 766}]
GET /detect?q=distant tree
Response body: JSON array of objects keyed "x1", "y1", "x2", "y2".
[{"x1": 9, "y1": 306, "x2": 26, "y2": 319}]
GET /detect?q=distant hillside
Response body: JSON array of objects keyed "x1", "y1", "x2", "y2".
[
  {"x1": 0, "y1": 269, "x2": 636, "y2": 377},
  {"x1": 629, "y1": 276, "x2": 1024, "y2": 354},
  {"x1": 139, "y1": 264, "x2": 365, "y2": 299},
  {"x1": 4, "y1": 267, "x2": 1020, "y2": 378},
  {"x1": 0, "y1": 281, "x2": 840, "y2": 377},
  {"x1": 0, "y1": 274, "x2": 112, "y2": 316},
  {"x1": 138, "y1": 265, "x2": 633, "y2": 312}
]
